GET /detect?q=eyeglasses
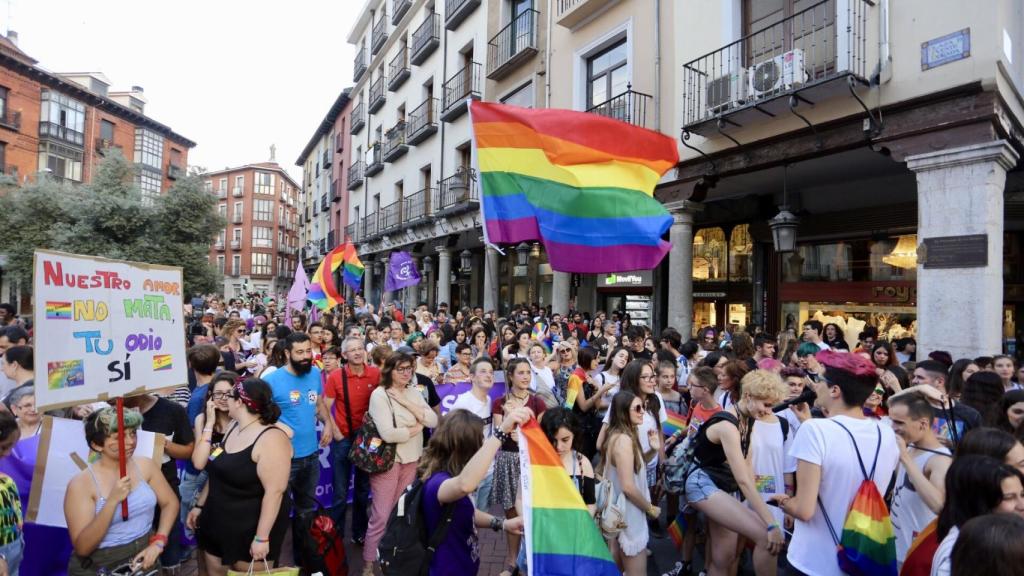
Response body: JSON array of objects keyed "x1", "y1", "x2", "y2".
[
  {"x1": 559, "y1": 349, "x2": 572, "y2": 354},
  {"x1": 395, "y1": 366, "x2": 414, "y2": 373},
  {"x1": 236, "y1": 329, "x2": 245, "y2": 334},
  {"x1": 632, "y1": 405, "x2": 645, "y2": 414},
  {"x1": 690, "y1": 383, "x2": 707, "y2": 389},
  {"x1": 211, "y1": 392, "x2": 231, "y2": 400},
  {"x1": 873, "y1": 388, "x2": 885, "y2": 395}
]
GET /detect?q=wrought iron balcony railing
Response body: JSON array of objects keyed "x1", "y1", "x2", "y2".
[
  {"x1": 379, "y1": 199, "x2": 402, "y2": 232},
  {"x1": 388, "y1": 47, "x2": 410, "y2": 91},
  {"x1": 441, "y1": 62, "x2": 482, "y2": 121},
  {"x1": 348, "y1": 161, "x2": 365, "y2": 189},
  {"x1": 406, "y1": 98, "x2": 438, "y2": 145},
  {"x1": 353, "y1": 48, "x2": 368, "y2": 82},
  {"x1": 411, "y1": 12, "x2": 440, "y2": 65},
  {"x1": 435, "y1": 168, "x2": 479, "y2": 214},
  {"x1": 402, "y1": 187, "x2": 432, "y2": 223},
  {"x1": 586, "y1": 86, "x2": 652, "y2": 129},
  {"x1": 383, "y1": 121, "x2": 408, "y2": 162},
  {"x1": 487, "y1": 9, "x2": 539, "y2": 80}
]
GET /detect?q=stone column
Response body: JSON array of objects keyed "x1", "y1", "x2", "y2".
[
  {"x1": 363, "y1": 260, "x2": 374, "y2": 303},
  {"x1": 551, "y1": 271, "x2": 571, "y2": 316},
  {"x1": 907, "y1": 141, "x2": 1018, "y2": 359},
  {"x1": 483, "y1": 246, "x2": 499, "y2": 315},
  {"x1": 381, "y1": 257, "x2": 392, "y2": 306},
  {"x1": 664, "y1": 200, "x2": 702, "y2": 340},
  {"x1": 436, "y1": 248, "x2": 452, "y2": 309}
]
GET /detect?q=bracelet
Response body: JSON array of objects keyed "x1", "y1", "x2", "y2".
[
  {"x1": 489, "y1": 516, "x2": 504, "y2": 532},
  {"x1": 767, "y1": 523, "x2": 780, "y2": 533},
  {"x1": 193, "y1": 503, "x2": 204, "y2": 510},
  {"x1": 494, "y1": 429, "x2": 513, "y2": 444},
  {"x1": 203, "y1": 427, "x2": 213, "y2": 433},
  {"x1": 149, "y1": 534, "x2": 168, "y2": 548},
  {"x1": 253, "y1": 536, "x2": 269, "y2": 543}
]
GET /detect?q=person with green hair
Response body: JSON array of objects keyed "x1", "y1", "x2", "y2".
[
  {"x1": 795, "y1": 342, "x2": 824, "y2": 382},
  {"x1": 64, "y1": 406, "x2": 178, "y2": 575}
]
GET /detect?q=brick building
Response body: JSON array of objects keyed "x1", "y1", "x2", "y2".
[{"x1": 203, "y1": 162, "x2": 301, "y2": 300}]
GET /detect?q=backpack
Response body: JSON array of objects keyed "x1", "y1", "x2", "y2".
[
  {"x1": 663, "y1": 411, "x2": 738, "y2": 495},
  {"x1": 818, "y1": 421, "x2": 897, "y2": 576},
  {"x1": 295, "y1": 506, "x2": 345, "y2": 575},
  {"x1": 378, "y1": 478, "x2": 456, "y2": 576}
]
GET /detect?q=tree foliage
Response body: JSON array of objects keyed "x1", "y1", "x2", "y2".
[{"x1": 0, "y1": 151, "x2": 225, "y2": 295}]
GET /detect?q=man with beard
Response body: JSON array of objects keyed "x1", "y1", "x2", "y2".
[{"x1": 263, "y1": 332, "x2": 334, "y2": 569}]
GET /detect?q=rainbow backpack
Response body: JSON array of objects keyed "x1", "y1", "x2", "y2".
[{"x1": 818, "y1": 421, "x2": 897, "y2": 576}]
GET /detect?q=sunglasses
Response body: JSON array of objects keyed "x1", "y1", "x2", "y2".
[{"x1": 632, "y1": 404, "x2": 645, "y2": 414}]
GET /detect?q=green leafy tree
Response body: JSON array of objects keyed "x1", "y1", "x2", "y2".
[{"x1": 0, "y1": 152, "x2": 225, "y2": 296}]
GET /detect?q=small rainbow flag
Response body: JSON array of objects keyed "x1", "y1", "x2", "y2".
[
  {"x1": 531, "y1": 322, "x2": 552, "y2": 354},
  {"x1": 565, "y1": 366, "x2": 587, "y2": 409},
  {"x1": 667, "y1": 511, "x2": 688, "y2": 550},
  {"x1": 309, "y1": 242, "x2": 363, "y2": 312},
  {"x1": 662, "y1": 409, "x2": 687, "y2": 437},
  {"x1": 519, "y1": 419, "x2": 619, "y2": 576},
  {"x1": 46, "y1": 301, "x2": 72, "y2": 320},
  {"x1": 470, "y1": 101, "x2": 678, "y2": 273},
  {"x1": 152, "y1": 354, "x2": 173, "y2": 371}
]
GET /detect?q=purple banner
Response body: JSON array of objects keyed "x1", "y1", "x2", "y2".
[
  {"x1": 436, "y1": 370, "x2": 507, "y2": 415},
  {"x1": 384, "y1": 251, "x2": 421, "y2": 292}
]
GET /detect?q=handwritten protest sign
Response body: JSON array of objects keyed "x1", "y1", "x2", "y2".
[{"x1": 32, "y1": 250, "x2": 187, "y2": 411}]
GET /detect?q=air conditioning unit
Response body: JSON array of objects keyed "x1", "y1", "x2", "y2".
[
  {"x1": 705, "y1": 69, "x2": 748, "y2": 115},
  {"x1": 749, "y1": 49, "x2": 807, "y2": 98}
]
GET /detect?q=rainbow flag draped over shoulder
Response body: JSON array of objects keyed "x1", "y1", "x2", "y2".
[
  {"x1": 469, "y1": 101, "x2": 678, "y2": 273},
  {"x1": 564, "y1": 367, "x2": 587, "y2": 409},
  {"x1": 519, "y1": 419, "x2": 619, "y2": 576},
  {"x1": 662, "y1": 409, "x2": 687, "y2": 437},
  {"x1": 309, "y1": 243, "x2": 362, "y2": 311}
]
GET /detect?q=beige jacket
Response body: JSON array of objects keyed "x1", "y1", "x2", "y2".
[{"x1": 368, "y1": 384, "x2": 438, "y2": 464}]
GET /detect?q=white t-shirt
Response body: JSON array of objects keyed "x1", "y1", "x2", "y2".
[
  {"x1": 892, "y1": 447, "x2": 950, "y2": 567},
  {"x1": 781, "y1": 409, "x2": 803, "y2": 472},
  {"x1": 787, "y1": 415, "x2": 899, "y2": 576},
  {"x1": 749, "y1": 418, "x2": 795, "y2": 525},
  {"x1": 596, "y1": 372, "x2": 621, "y2": 417},
  {"x1": 930, "y1": 525, "x2": 958, "y2": 576},
  {"x1": 450, "y1": 390, "x2": 493, "y2": 441},
  {"x1": 530, "y1": 364, "x2": 556, "y2": 395}
]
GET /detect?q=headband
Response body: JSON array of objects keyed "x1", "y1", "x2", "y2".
[{"x1": 233, "y1": 381, "x2": 261, "y2": 413}]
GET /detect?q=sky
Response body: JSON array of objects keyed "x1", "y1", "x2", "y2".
[{"x1": 5, "y1": 0, "x2": 360, "y2": 181}]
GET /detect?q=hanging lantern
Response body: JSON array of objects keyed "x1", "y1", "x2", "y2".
[
  {"x1": 459, "y1": 249, "x2": 472, "y2": 272},
  {"x1": 422, "y1": 255, "x2": 433, "y2": 274},
  {"x1": 768, "y1": 207, "x2": 800, "y2": 253},
  {"x1": 882, "y1": 234, "x2": 919, "y2": 269},
  {"x1": 516, "y1": 242, "x2": 530, "y2": 266}
]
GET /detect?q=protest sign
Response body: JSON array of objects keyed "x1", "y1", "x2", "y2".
[
  {"x1": 27, "y1": 416, "x2": 164, "y2": 527},
  {"x1": 436, "y1": 370, "x2": 507, "y2": 415},
  {"x1": 32, "y1": 250, "x2": 187, "y2": 411}
]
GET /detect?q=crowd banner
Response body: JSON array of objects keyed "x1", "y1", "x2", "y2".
[
  {"x1": 27, "y1": 416, "x2": 164, "y2": 526},
  {"x1": 32, "y1": 250, "x2": 188, "y2": 411},
  {"x1": 435, "y1": 369, "x2": 507, "y2": 415}
]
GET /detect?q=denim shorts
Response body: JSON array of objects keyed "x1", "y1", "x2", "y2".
[{"x1": 684, "y1": 468, "x2": 721, "y2": 505}]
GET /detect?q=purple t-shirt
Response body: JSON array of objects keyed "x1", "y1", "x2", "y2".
[{"x1": 423, "y1": 471, "x2": 479, "y2": 576}]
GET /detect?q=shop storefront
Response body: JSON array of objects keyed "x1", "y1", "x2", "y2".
[
  {"x1": 597, "y1": 270, "x2": 653, "y2": 327},
  {"x1": 691, "y1": 224, "x2": 755, "y2": 336}
]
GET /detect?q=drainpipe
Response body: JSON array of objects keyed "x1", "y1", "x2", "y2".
[
  {"x1": 654, "y1": 0, "x2": 661, "y2": 131},
  {"x1": 545, "y1": 0, "x2": 552, "y2": 108},
  {"x1": 878, "y1": 0, "x2": 892, "y2": 84}
]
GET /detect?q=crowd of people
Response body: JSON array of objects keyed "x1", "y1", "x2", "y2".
[{"x1": 0, "y1": 295, "x2": 1023, "y2": 576}]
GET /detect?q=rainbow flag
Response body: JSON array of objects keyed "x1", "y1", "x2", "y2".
[
  {"x1": 663, "y1": 409, "x2": 687, "y2": 437},
  {"x1": 518, "y1": 419, "x2": 619, "y2": 576},
  {"x1": 667, "y1": 511, "x2": 688, "y2": 550},
  {"x1": 531, "y1": 322, "x2": 552, "y2": 354},
  {"x1": 838, "y1": 480, "x2": 898, "y2": 576},
  {"x1": 152, "y1": 354, "x2": 173, "y2": 371},
  {"x1": 309, "y1": 242, "x2": 364, "y2": 311},
  {"x1": 564, "y1": 367, "x2": 587, "y2": 409},
  {"x1": 470, "y1": 101, "x2": 678, "y2": 273},
  {"x1": 45, "y1": 301, "x2": 72, "y2": 320}
]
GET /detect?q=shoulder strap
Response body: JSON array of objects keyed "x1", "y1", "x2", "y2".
[
  {"x1": 340, "y1": 368, "x2": 354, "y2": 436},
  {"x1": 831, "y1": 419, "x2": 882, "y2": 481},
  {"x1": 420, "y1": 502, "x2": 458, "y2": 576},
  {"x1": 779, "y1": 416, "x2": 790, "y2": 442}
]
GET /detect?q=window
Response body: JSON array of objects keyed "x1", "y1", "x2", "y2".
[
  {"x1": 170, "y1": 148, "x2": 182, "y2": 167},
  {"x1": 234, "y1": 175, "x2": 244, "y2": 193},
  {"x1": 218, "y1": 204, "x2": 227, "y2": 218},
  {"x1": 729, "y1": 225, "x2": 753, "y2": 281},
  {"x1": 252, "y1": 226, "x2": 273, "y2": 248},
  {"x1": 133, "y1": 128, "x2": 163, "y2": 169},
  {"x1": 501, "y1": 82, "x2": 533, "y2": 108},
  {"x1": 0, "y1": 143, "x2": 6, "y2": 174},
  {"x1": 137, "y1": 171, "x2": 161, "y2": 204},
  {"x1": 38, "y1": 142, "x2": 83, "y2": 181},
  {"x1": 692, "y1": 227, "x2": 727, "y2": 281},
  {"x1": 251, "y1": 253, "x2": 271, "y2": 276},
  {"x1": 218, "y1": 177, "x2": 227, "y2": 192},
  {"x1": 231, "y1": 254, "x2": 241, "y2": 276},
  {"x1": 253, "y1": 199, "x2": 273, "y2": 221},
  {"x1": 40, "y1": 91, "x2": 85, "y2": 145},
  {"x1": 216, "y1": 255, "x2": 225, "y2": 274},
  {"x1": 233, "y1": 201, "x2": 243, "y2": 221},
  {"x1": 232, "y1": 228, "x2": 242, "y2": 242},
  {"x1": 217, "y1": 230, "x2": 226, "y2": 246},
  {"x1": 204, "y1": 180, "x2": 213, "y2": 193},
  {"x1": 0, "y1": 87, "x2": 7, "y2": 122},
  {"x1": 255, "y1": 171, "x2": 274, "y2": 195},
  {"x1": 100, "y1": 120, "x2": 115, "y2": 142},
  {"x1": 586, "y1": 39, "x2": 627, "y2": 108}
]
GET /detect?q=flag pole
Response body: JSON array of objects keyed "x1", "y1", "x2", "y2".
[{"x1": 116, "y1": 397, "x2": 129, "y2": 521}]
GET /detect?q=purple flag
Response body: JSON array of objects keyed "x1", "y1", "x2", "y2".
[
  {"x1": 385, "y1": 251, "x2": 421, "y2": 292},
  {"x1": 285, "y1": 259, "x2": 310, "y2": 325}
]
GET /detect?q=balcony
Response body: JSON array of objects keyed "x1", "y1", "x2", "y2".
[
  {"x1": 39, "y1": 121, "x2": 84, "y2": 146},
  {"x1": 167, "y1": 163, "x2": 183, "y2": 180},
  {"x1": 379, "y1": 199, "x2": 402, "y2": 233},
  {"x1": 392, "y1": 0, "x2": 412, "y2": 24},
  {"x1": 440, "y1": 62, "x2": 482, "y2": 122},
  {"x1": 320, "y1": 194, "x2": 329, "y2": 212},
  {"x1": 365, "y1": 144, "x2": 384, "y2": 176},
  {"x1": 232, "y1": 186, "x2": 244, "y2": 197},
  {"x1": 371, "y1": 11, "x2": 388, "y2": 56},
  {"x1": 350, "y1": 103, "x2": 366, "y2": 135},
  {"x1": 327, "y1": 230, "x2": 335, "y2": 250},
  {"x1": 215, "y1": 241, "x2": 225, "y2": 251},
  {"x1": 435, "y1": 168, "x2": 479, "y2": 215},
  {"x1": 95, "y1": 137, "x2": 122, "y2": 156},
  {"x1": 383, "y1": 121, "x2": 408, "y2": 162},
  {"x1": 445, "y1": 0, "x2": 480, "y2": 30},
  {"x1": 322, "y1": 149, "x2": 331, "y2": 169},
  {"x1": 216, "y1": 188, "x2": 227, "y2": 199},
  {"x1": 487, "y1": 9, "x2": 539, "y2": 81},
  {"x1": 555, "y1": 0, "x2": 615, "y2": 29},
  {"x1": 403, "y1": 187, "x2": 431, "y2": 223},
  {"x1": 586, "y1": 86, "x2": 653, "y2": 129},
  {"x1": 406, "y1": 99, "x2": 438, "y2": 145},
  {"x1": 362, "y1": 212, "x2": 379, "y2": 239},
  {"x1": 388, "y1": 48, "x2": 410, "y2": 91},
  {"x1": 0, "y1": 110, "x2": 20, "y2": 131},
  {"x1": 353, "y1": 47, "x2": 368, "y2": 82},
  {"x1": 331, "y1": 180, "x2": 341, "y2": 202},
  {"x1": 229, "y1": 267, "x2": 240, "y2": 277},
  {"x1": 232, "y1": 214, "x2": 243, "y2": 224},
  {"x1": 335, "y1": 133, "x2": 345, "y2": 152},
  {"x1": 410, "y1": 12, "x2": 440, "y2": 65},
  {"x1": 681, "y1": 0, "x2": 871, "y2": 136},
  {"x1": 348, "y1": 161, "x2": 365, "y2": 189},
  {"x1": 369, "y1": 75, "x2": 387, "y2": 114},
  {"x1": 231, "y1": 240, "x2": 241, "y2": 250},
  {"x1": 345, "y1": 223, "x2": 359, "y2": 243}
]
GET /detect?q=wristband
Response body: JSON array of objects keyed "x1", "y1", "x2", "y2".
[
  {"x1": 203, "y1": 427, "x2": 213, "y2": 433},
  {"x1": 494, "y1": 429, "x2": 513, "y2": 444},
  {"x1": 149, "y1": 534, "x2": 168, "y2": 548},
  {"x1": 489, "y1": 516, "x2": 504, "y2": 532},
  {"x1": 253, "y1": 536, "x2": 269, "y2": 543},
  {"x1": 767, "y1": 523, "x2": 780, "y2": 533}
]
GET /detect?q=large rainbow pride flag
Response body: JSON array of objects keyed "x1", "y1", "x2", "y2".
[
  {"x1": 309, "y1": 242, "x2": 364, "y2": 311},
  {"x1": 518, "y1": 419, "x2": 619, "y2": 575},
  {"x1": 469, "y1": 101, "x2": 678, "y2": 273}
]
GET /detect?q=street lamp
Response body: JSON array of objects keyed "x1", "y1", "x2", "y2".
[
  {"x1": 459, "y1": 249, "x2": 472, "y2": 272},
  {"x1": 769, "y1": 165, "x2": 800, "y2": 253},
  {"x1": 422, "y1": 255, "x2": 433, "y2": 274},
  {"x1": 516, "y1": 242, "x2": 530, "y2": 266},
  {"x1": 373, "y1": 261, "x2": 382, "y2": 276}
]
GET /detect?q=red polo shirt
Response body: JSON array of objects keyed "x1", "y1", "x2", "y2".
[{"x1": 325, "y1": 363, "x2": 381, "y2": 437}]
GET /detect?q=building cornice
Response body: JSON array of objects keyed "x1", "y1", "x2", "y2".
[{"x1": 295, "y1": 88, "x2": 353, "y2": 165}]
